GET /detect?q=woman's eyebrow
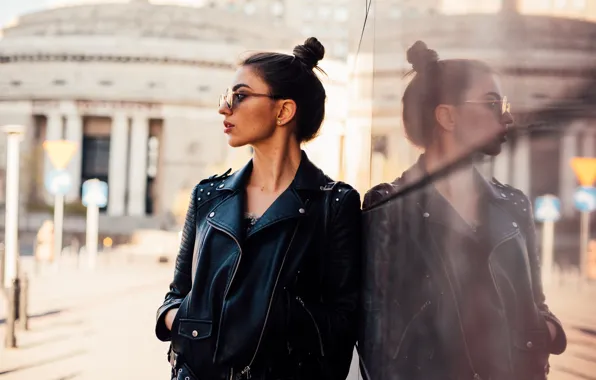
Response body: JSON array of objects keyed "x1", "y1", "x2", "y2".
[
  {"x1": 232, "y1": 83, "x2": 252, "y2": 91},
  {"x1": 484, "y1": 91, "x2": 502, "y2": 100}
]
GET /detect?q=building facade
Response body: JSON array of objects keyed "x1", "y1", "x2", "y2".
[
  {"x1": 349, "y1": 7, "x2": 596, "y2": 221},
  {"x1": 0, "y1": 0, "x2": 349, "y2": 234}
]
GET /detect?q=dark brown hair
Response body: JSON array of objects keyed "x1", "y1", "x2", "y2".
[
  {"x1": 402, "y1": 40, "x2": 494, "y2": 148},
  {"x1": 241, "y1": 37, "x2": 326, "y2": 143}
]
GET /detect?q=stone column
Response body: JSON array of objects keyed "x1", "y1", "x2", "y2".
[
  {"x1": 108, "y1": 112, "x2": 129, "y2": 217},
  {"x1": 560, "y1": 128, "x2": 578, "y2": 218},
  {"x1": 127, "y1": 114, "x2": 149, "y2": 216},
  {"x1": 492, "y1": 141, "x2": 511, "y2": 184},
  {"x1": 581, "y1": 128, "x2": 595, "y2": 158},
  {"x1": 65, "y1": 113, "x2": 83, "y2": 202},
  {"x1": 512, "y1": 133, "x2": 531, "y2": 196}
]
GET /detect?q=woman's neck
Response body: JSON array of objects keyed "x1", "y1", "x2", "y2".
[
  {"x1": 424, "y1": 144, "x2": 478, "y2": 201},
  {"x1": 249, "y1": 137, "x2": 302, "y2": 193}
]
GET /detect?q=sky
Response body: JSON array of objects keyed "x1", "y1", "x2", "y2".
[{"x1": 0, "y1": 0, "x2": 208, "y2": 29}]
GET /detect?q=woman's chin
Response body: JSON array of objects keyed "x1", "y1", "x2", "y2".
[{"x1": 226, "y1": 136, "x2": 247, "y2": 148}]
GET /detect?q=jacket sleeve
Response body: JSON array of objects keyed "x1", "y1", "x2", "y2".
[
  {"x1": 155, "y1": 184, "x2": 199, "y2": 342},
  {"x1": 358, "y1": 190, "x2": 412, "y2": 380},
  {"x1": 523, "y1": 194, "x2": 567, "y2": 355},
  {"x1": 290, "y1": 188, "x2": 362, "y2": 380}
]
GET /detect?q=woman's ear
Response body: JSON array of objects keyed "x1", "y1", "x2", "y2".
[
  {"x1": 435, "y1": 104, "x2": 457, "y2": 132},
  {"x1": 276, "y1": 99, "x2": 297, "y2": 126}
]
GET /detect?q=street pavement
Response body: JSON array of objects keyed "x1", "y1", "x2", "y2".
[{"x1": 0, "y1": 254, "x2": 594, "y2": 380}]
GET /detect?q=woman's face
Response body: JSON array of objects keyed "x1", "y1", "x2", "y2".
[
  {"x1": 453, "y1": 72, "x2": 514, "y2": 157},
  {"x1": 218, "y1": 66, "x2": 279, "y2": 148}
]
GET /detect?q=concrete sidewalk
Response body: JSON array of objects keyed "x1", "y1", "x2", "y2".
[
  {"x1": 0, "y1": 254, "x2": 175, "y2": 380},
  {"x1": 0, "y1": 255, "x2": 594, "y2": 380}
]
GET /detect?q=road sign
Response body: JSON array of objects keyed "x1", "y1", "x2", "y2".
[
  {"x1": 571, "y1": 157, "x2": 596, "y2": 187},
  {"x1": 535, "y1": 195, "x2": 561, "y2": 222},
  {"x1": 574, "y1": 186, "x2": 596, "y2": 213},
  {"x1": 82, "y1": 179, "x2": 108, "y2": 208},
  {"x1": 45, "y1": 169, "x2": 72, "y2": 196},
  {"x1": 43, "y1": 140, "x2": 77, "y2": 170}
]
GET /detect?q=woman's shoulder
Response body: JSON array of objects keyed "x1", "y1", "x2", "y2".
[
  {"x1": 320, "y1": 179, "x2": 361, "y2": 213},
  {"x1": 189, "y1": 168, "x2": 234, "y2": 206},
  {"x1": 363, "y1": 182, "x2": 401, "y2": 210}
]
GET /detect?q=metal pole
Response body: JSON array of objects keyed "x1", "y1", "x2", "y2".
[
  {"x1": 541, "y1": 220, "x2": 555, "y2": 286},
  {"x1": 3, "y1": 130, "x2": 22, "y2": 289},
  {"x1": 54, "y1": 193, "x2": 64, "y2": 264},
  {"x1": 18, "y1": 274, "x2": 29, "y2": 330},
  {"x1": 4, "y1": 279, "x2": 17, "y2": 348},
  {"x1": 580, "y1": 211, "x2": 590, "y2": 281},
  {"x1": 87, "y1": 204, "x2": 99, "y2": 270}
]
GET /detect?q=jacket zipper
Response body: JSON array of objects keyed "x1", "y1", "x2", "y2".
[
  {"x1": 240, "y1": 218, "x2": 303, "y2": 379},
  {"x1": 435, "y1": 252, "x2": 481, "y2": 380},
  {"x1": 392, "y1": 300, "x2": 431, "y2": 359},
  {"x1": 487, "y1": 232, "x2": 519, "y2": 373},
  {"x1": 208, "y1": 221, "x2": 244, "y2": 360},
  {"x1": 295, "y1": 296, "x2": 325, "y2": 356}
]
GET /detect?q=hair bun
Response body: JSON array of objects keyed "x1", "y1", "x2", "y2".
[
  {"x1": 407, "y1": 40, "x2": 439, "y2": 72},
  {"x1": 293, "y1": 37, "x2": 325, "y2": 69}
]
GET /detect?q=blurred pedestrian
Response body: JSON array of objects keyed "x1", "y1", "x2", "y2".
[
  {"x1": 156, "y1": 37, "x2": 361, "y2": 380},
  {"x1": 359, "y1": 41, "x2": 567, "y2": 380}
]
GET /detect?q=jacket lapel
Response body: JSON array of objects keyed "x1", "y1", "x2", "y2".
[
  {"x1": 247, "y1": 188, "x2": 307, "y2": 238},
  {"x1": 207, "y1": 150, "x2": 328, "y2": 242}
]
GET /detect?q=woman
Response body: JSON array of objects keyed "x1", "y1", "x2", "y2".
[
  {"x1": 359, "y1": 41, "x2": 566, "y2": 380},
  {"x1": 155, "y1": 37, "x2": 361, "y2": 380}
]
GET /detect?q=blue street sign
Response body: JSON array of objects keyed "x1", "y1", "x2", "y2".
[
  {"x1": 45, "y1": 169, "x2": 72, "y2": 196},
  {"x1": 574, "y1": 186, "x2": 596, "y2": 213},
  {"x1": 534, "y1": 195, "x2": 561, "y2": 222},
  {"x1": 82, "y1": 179, "x2": 108, "y2": 208}
]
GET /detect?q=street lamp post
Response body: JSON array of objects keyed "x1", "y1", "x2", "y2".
[
  {"x1": 2, "y1": 124, "x2": 25, "y2": 348},
  {"x1": 3, "y1": 125, "x2": 24, "y2": 289}
]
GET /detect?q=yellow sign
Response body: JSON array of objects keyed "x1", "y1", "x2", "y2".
[
  {"x1": 43, "y1": 140, "x2": 77, "y2": 170},
  {"x1": 571, "y1": 157, "x2": 596, "y2": 186}
]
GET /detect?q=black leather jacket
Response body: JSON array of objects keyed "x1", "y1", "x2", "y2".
[
  {"x1": 359, "y1": 156, "x2": 566, "y2": 380},
  {"x1": 155, "y1": 152, "x2": 361, "y2": 380}
]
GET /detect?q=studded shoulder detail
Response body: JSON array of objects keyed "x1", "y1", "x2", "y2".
[
  {"x1": 491, "y1": 177, "x2": 532, "y2": 219},
  {"x1": 195, "y1": 169, "x2": 232, "y2": 206},
  {"x1": 363, "y1": 182, "x2": 400, "y2": 209},
  {"x1": 199, "y1": 168, "x2": 232, "y2": 185}
]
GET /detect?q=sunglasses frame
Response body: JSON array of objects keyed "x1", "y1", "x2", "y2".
[
  {"x1": 463, "y1": 95, "x2": 511, "y2": 116},
  {"x1": 219, "y1": 88, "x2": 279, "y2": 110}
]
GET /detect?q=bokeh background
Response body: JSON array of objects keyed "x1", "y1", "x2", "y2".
[{"x1": 0, "y1": 0, "x2": 595, "y2": 379}]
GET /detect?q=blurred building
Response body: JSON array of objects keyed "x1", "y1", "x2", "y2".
[
  {"x1": 350, "y1": 1, "x2": 596, "y2": 221},
  {"x1": 206, "y1": 0, "x2": 352, "y2": 60},
  {"x1": 0, "y1": 0, "x2": 349, "y2": 234}
]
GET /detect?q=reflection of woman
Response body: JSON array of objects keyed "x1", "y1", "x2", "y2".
[
  {"x1": 360, "y1": 41, "x2": 566, "y2": 380},
  {"x1": 155, "y1": 38, "x2": 361, "y2": 380}
]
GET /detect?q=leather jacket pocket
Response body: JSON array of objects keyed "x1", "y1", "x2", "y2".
[
  {"x1": 178, "y1": 319, "x2": 212, "y2": 341},
  {"x1": 512, "y1": 328, "x2": 550, "y2": 380}
]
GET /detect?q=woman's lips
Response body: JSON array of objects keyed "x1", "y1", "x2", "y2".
[{"x1": 223, "y1": 121, "x2": 235, "y2": 134}]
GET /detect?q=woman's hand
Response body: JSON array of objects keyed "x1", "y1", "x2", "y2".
[{"x1": 165, "y1": 308, "x2": 179, "y2": 331}]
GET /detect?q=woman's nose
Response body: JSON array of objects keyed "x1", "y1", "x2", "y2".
[
  {"x1": 218, "y1": 97, "x2": 231, "y2": 115},
  {"x1": 502, "y1": 110, "x2": 514, "y2": 125}
]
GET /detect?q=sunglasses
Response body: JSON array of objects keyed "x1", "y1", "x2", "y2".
[
  {"x1": 463, "y1": 96, "x2": 511, "y2": 117},
  {"x1": 219, "y1": 88, "x2": 279, "y2": 110}
]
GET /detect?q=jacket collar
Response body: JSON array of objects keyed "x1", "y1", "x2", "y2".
[
  {"x1": 397, "y1": 154, "x2": 509, "y2": 208},
  {"x1": 217, "y1": 150, "x2": 329, "y2": 193},
  {"x1": 208, "y1": 150, "x2": 329, "y2": 242},
  {"x1": 397, "y1": 154, "x2": 518, "y2": 242}
]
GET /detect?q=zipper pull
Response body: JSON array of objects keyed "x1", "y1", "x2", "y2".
[
  {"x1": 295, "y1": 296, "x2": 305, "y2": 306},
  {"x1": 241, "y1": 366, "x2": 251, "y2": 379}
]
